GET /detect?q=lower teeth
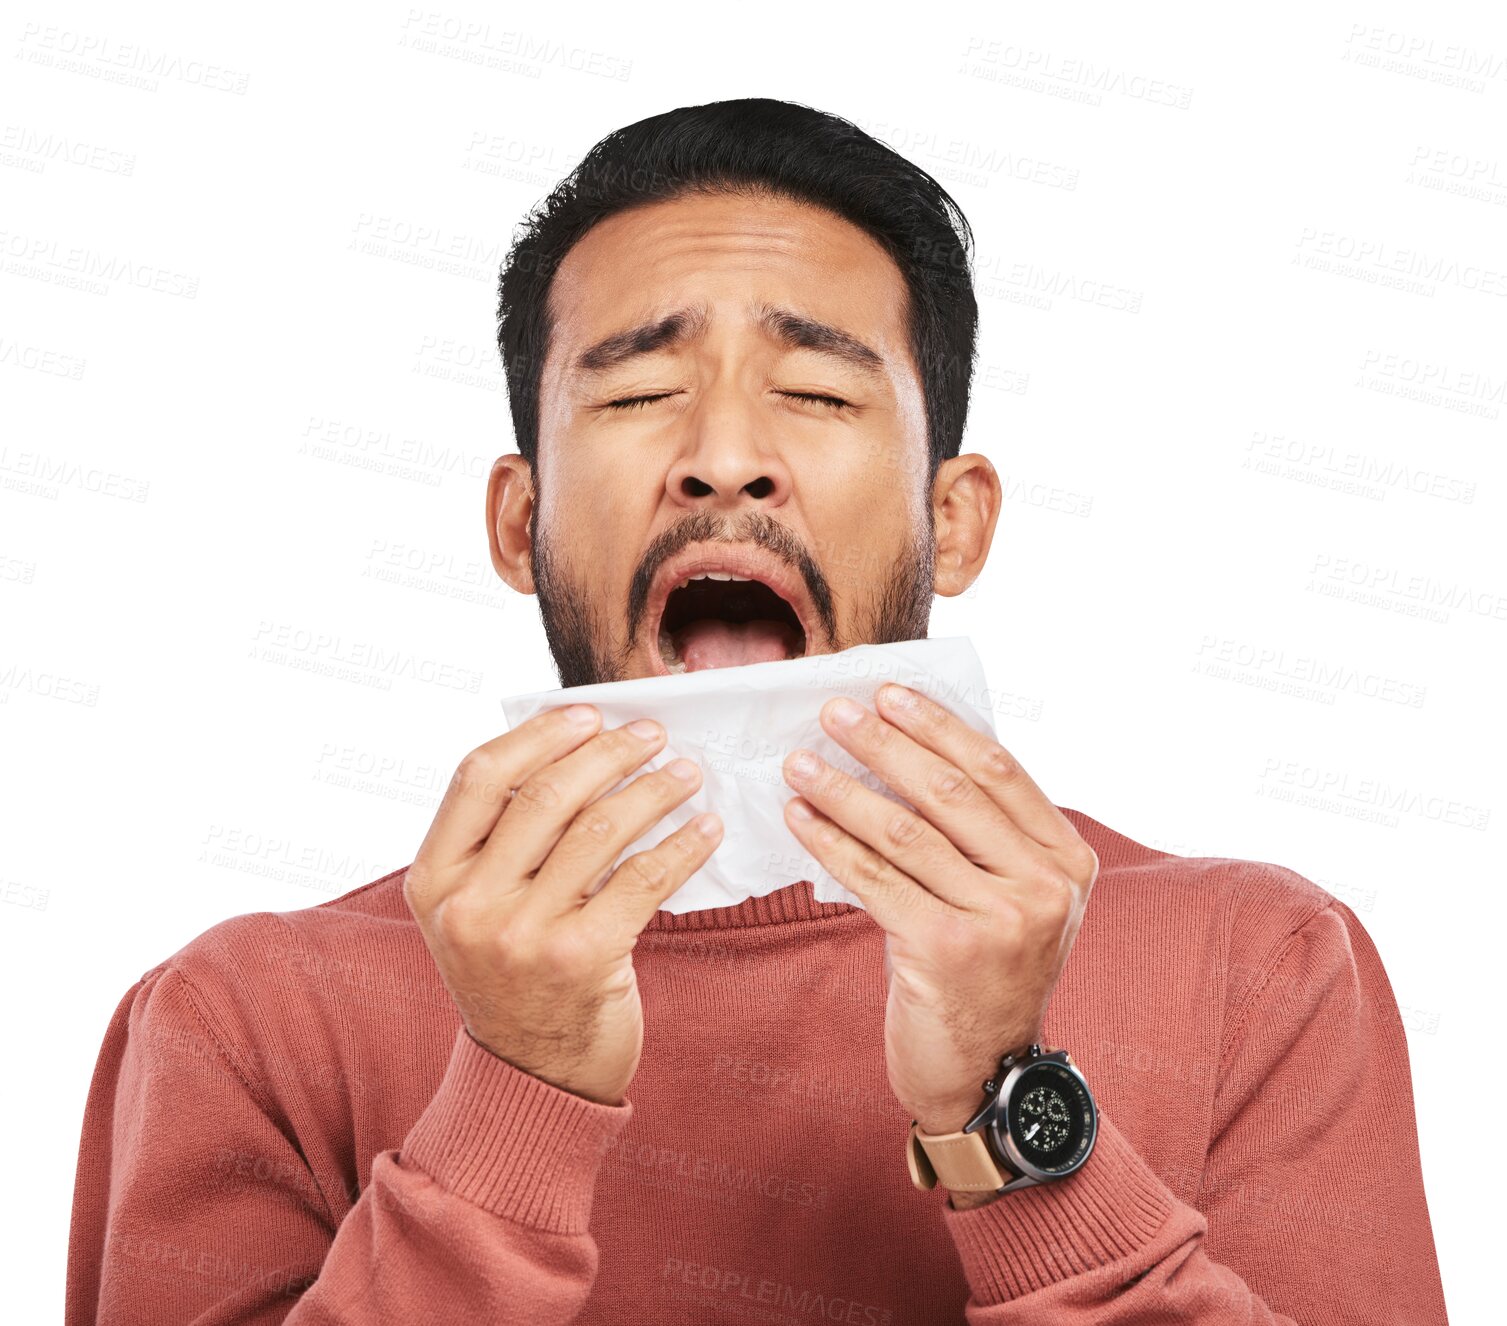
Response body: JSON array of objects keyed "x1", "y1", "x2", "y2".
[{"x1": 658, "y1": 627, "x2": 687, "y2": 674}]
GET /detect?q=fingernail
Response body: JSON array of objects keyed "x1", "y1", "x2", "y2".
[
  {"x1": 788, "y1": 798, "x2": 814, "y2": 820},
  {"x1": 563, "y1": 704, "x2": 598, "y2": 726},
  {"x1": 693, "y1": 812, "x2": 722, "y2": 837},
  {"x1": 828, "y1": 697, "x2": 864, "y2": 726},
  {"x1": 881, "y1": 683, "x2": 918, "y2": 711},
  {"x1": 628, "y1": 719, "x2": 662, "y2": 740},
  {"x1": 667, "y1": 758, "x2": 699, "y2": 781}
]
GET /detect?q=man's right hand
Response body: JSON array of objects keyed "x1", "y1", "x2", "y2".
[{"x1": 404, "y1": 704, "x2": 722, "y2": 1106}]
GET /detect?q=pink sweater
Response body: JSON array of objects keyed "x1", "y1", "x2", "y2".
[{"x1": 66, "y1": 808, "x2": 1448, "y2": 1323}]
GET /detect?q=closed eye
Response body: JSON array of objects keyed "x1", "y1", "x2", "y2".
[
  {"x1": 599, "y1": 390, "x2": 855, "y2": 413},
  {"x1": 780, "y1": 391, "x2": 854, "y2": 413},
  {"x1": 601, "y1": 392, "x2": 682, "y2": 412}
]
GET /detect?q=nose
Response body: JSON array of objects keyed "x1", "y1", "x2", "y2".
[{"x1": 663, "y1": 384, "x2": 794, "y2": 513}]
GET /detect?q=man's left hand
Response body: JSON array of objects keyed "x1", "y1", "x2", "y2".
[{"x1": 781, "y1": 682, "x2": 1099, "y2": 1198}]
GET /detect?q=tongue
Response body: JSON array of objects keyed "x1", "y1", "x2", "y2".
[{"x1": 674, "y1": 619, "x2": 803, "y2": 672}]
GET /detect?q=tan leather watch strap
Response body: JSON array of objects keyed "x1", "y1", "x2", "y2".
[{"x1": 906, "y1": 1121, "x2": 1009, "y2": 1193}]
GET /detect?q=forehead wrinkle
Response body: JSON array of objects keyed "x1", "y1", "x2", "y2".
[{"x1": 569, "y1": 299, "x2": 891, "y2": 385}]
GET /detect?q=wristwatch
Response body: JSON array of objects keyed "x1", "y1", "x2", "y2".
[{"x1": 906, "y1": 1043, "x2": 1097, "y2": 1195}]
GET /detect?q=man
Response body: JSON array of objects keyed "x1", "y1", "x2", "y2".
[{"x1": 67, "y1": 98, "x2": 1447, "y2": 1322}]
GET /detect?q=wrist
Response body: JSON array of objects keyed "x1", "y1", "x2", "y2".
[
  {"x1": 908, "y1": 1044, "x2": 1098, "y2": 1202},
  {"x1": 912, "y1": 1099, "x2": 984, "y2": 1137},
  {"x1": 947, "y1": 1189, "x2": 1001, "y2": 1211},
  {"x1": 912, "y1": 1039, "x2": 1038, "y2": 1135}
]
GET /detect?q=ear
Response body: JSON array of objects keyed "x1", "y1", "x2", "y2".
[
  {"x1": 486, "y1": 454, "x2": 537, "y2": 595},
  {"x1": 930, "y1": 453, "x2": 1001, "y2": 597}
]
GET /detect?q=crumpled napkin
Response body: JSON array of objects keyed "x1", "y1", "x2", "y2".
[{"x1": 499, "y1": 636, "x2": 1000, "y2": 914}]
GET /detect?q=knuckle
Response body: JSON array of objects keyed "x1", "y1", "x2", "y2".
[
  {"x1": 665, "y1": 826, "x2": 703, "y2": 861},
  {"x1": 814, "y1": 816, "x2": 843, "y2": 846},
  {"x1": 882, "y1": 810, "x2": 927, "y2": 853},
  {"x1": 995, "y1": 895, "x2": 1028, "y2": 934},
  {"x1": 453, "y1": 748, "x2": 493, "y2": 783},
  {"x1": 1074, "y1": 842, "x2": 1100, "y2": 883},
  {"x1": 572, "y1": 808, "x2": 616, "y2": 844},
  {"x1": 453, "y1": 749, "x2": 507, "y2": 803},
  {"x1": 1036, "y1": 874, "x2": 1078, "y2": 928},
  {"x1": 620, "y1": 850, "x2": 671, "y2": 891},
  {"x1": 511, "y1": 774, "x2": 562, "y2": 815},
  {"x1": 927, "y1": 761, "x2": 971, "y2": 806},
  {"x1": 855, "y1": 845, "x2": 890, "y2": 889},
  {"x1": 981, "y1": 740, "x2": 1023, "y2": 784},
  {"x1": 433, "y1": 891, "x2": 484, "y2": 949}
]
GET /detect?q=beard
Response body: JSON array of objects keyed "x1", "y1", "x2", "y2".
[{"x1": 529, "y1": 501, "x2": 936, "y2": 690}]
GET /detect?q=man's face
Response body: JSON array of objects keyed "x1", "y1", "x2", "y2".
[{"x1": 500, "y1": 189, "x2": 944, "y2": 688}]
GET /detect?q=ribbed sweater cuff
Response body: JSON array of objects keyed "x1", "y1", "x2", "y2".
[
  {"x1": 942, "y1": 1112, "x2": 1174, "y2": 1305},
  {"x1": 402, "y1": 1026, "x2": 632, "y2": 1235}
]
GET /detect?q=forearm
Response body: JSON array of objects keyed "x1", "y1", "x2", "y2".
[
  {"x1": 940, "y1": 1115, "x2": 1300, "y2": 1323},
  {"x1": 69, "y1": 973, "x2": 630, "y2": 1325},
  {"x1": 936, "y1": 898, "x2": 1451, "y2": 1326},
  {"x1": 285, "y1": 1029, "x2": 628, "y2": 1323}
]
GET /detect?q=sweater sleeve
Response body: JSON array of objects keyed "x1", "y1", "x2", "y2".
[
  {"x1": 65, "y1": 964, "x2": 632, "y2": 1324},
  {"x1": 938, "y1": 900, "x2": 1449, "y2": 1323}
]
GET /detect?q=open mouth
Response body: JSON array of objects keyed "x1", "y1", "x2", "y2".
[{"x1": 654, "y1": 571, "x2": 808, "y2": 674}]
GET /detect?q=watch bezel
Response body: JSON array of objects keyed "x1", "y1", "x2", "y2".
[{"x1": 964, "y1": 1047, "x2": 1098, "y2": 1188}]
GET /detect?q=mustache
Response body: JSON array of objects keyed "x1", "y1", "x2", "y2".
[{"x1": 625, "y1": 510, "x2": 834, "y2": 642}]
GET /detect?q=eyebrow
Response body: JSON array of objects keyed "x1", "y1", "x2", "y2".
[{"x1": 572, "y1": 300, "x2": 887, "y2": 379}]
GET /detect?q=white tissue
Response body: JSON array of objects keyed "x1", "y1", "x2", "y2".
[{"x1": 498, "y1": 636, "x2": 1001, "y2": 914}]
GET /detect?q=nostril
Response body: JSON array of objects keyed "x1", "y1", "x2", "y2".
[{"x1": 677, "y1": 476, "x2": 779, "y2": 499}]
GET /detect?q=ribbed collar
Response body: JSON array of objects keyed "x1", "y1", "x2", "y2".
[{"x1": 643, "y1": 879, "x2": 860, "y2": 932}]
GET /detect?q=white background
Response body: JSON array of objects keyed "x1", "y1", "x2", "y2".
[{"x1": 3, "y1": 1, "x2": 1503, "y2": 1319}]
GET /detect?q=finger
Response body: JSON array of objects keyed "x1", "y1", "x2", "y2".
[
  {"x1": 873, "y1": 684, "x2": 1080, "y2": 852},
  {"x1": 475, "y1": 718, "x2": 669, "y2": 880},
  {"x1": 814, "y1": 695, "x2": 1039, "y2": 876},
  {"x1": 582, "y1": 812, "x2": 724, "y2": 944},
  {"x1": 527, "y1": 757, "x2": 706, "y2": 911},
  {"x1": 412, "y1": 704, "x2": 603, "y2": 895},
  {"x1": 782, "y1": 796, "x2": 954, "y2": 931},
  {"x1": 782, "y1": 747, "x2": 988, "y2": 910}
]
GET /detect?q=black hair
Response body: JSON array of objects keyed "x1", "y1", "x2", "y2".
[{"x1": 496, "y1": 97, "x2": 978, "y2": 485}]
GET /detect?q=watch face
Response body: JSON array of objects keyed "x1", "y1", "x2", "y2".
[{"x1": 1003, "y1": 1061, "x2": 1095, "y2": 1177}]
